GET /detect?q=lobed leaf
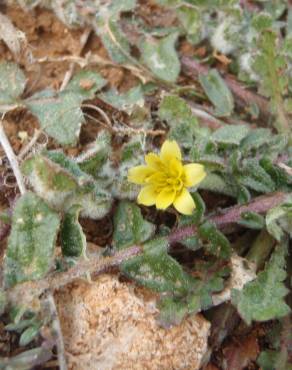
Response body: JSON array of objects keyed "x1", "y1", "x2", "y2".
[
  {"x1": 232, "y1": 243, "x2": 290, "y2": 325},
  {"x1": 26, "y1": 89, "x2": 84, "y2": 145}
]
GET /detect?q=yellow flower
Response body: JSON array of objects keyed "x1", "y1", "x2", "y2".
[{"x1": 128, "y1": 140, "x2": 206, "y2": 215}]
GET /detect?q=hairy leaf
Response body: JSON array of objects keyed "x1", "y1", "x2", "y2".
[
  {"x1": 238, "y1": 211, "x2": 265, "y2": 230},
  {"x1": 199, "y1": 69, "x2": 234, "y2": 117},
  {"x1": 100, "y1": 85, "x2": 144, "y2": 114},
  {"x1": 113, "y1": 201, "x2": 155, "y2": 249},
  {"x1": 60, "y1": 204, "x2": 86, "y2": 257},
  {"x1": 121, "y1": 237, "x2": 193, "y2": 294},
  {"x1": 266, "y1": 202, "x2": 292, "y2": 241},
  {"x1": 141, "y1": 33, "x2": 180, "y2": 82},
  {"x1": 22, "y1": 155, "x2": 79, "y2": 209},
  {"x1": 66, "y1": 70, "x2": 107, "y2": 98},
  {"x1": 26, "y1": 89, "x2": 84, "y2": 145},
  {"x1": 211, "y1": 124, "x2": 250, "y2": 146},
  {"x1": 232, "y1": 243, "x2": 290, "y2": 324},
  {"x1": 198, "y1": 221, "x2": 231, "y2": 259},
  {"x1": 4, "y1": 193, "x2": 60, "y2": 287},
  {"x1": 0, "y1": 62, "x2": 26, "y2": 106}
]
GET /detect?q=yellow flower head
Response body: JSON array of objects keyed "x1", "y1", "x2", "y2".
[{"x1": 128, "y1": 140, "x2": 206, "y2": 215}]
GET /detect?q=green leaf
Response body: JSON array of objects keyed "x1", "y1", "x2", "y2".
[
  {"x1": 238, "y1": 159, "x2": 275, "y2": 193},
  {"x1": 253, "y1": 31, "x2": 290, "y2": 133},
  {"x1": 23, "y1": 152, "x2": 113, "y2": 219},
  {"x1": 251, "y1": 13, "x2": 273, "y2": 32},
  {"x1": 157, "y1": 296, "x2": 189, "y2": 327},
  {"x1": 192, "y1": 260, "x2": 229, "y2": 310},
  {"x1": 4, "y1": 192, "x2": 60, "y2": 287},
  {"x1": 0, "y1": 62, "x2": 26, "y2": 106},
  {"x1": 19, "y1": 324, "x2": 40, "y2": 347},
  {"x1": 78, "y1": 130, "x2": 111, "y2": 177},
  {"x1": 60, "y1": 204, "x2": 86, "y2": 257},
  {"x1": 94, "y1": 0, "x2": 136, "y2": 63},
  {"x1": 100, "y1": 85, "x2": 144, "y2": 114},
  {"x1": 96, "y1": 17, "x2": 131, "y2": 64},
  {"x1": 211, "y1": 124, "x2": 250, "y2": 146},
  {"x1": 177, "y1": 193, "x2": 205, "y2": 250},
  {"x1": 266, "y1": 202, "x2": 292, "y2": 241},
  {"x1": 159, "y1": 95, "x2": 197, "y2": 127},
  {"x1": 238, "y1": 211, "x2": 265, "y2": 230},
  {"x1": 198, "y1": 221, "x2": 231, "y2": 259},
  {"x1": 232, "y1": 243, "x2": 290, "y2": 325},
  {"x1": 199, "y1": 173, "x2": 237, "y2": 197},
  {"x1": 66, "y1": 70, "x2": 107, "y2": 98},
  {"x1": 26, "y1": 89, "x2": 84, "y2": 145},
  {"x1": 22, "y1": 155, "x2": 79, "y2": 209},
  {"x1": 44, "y1": 151, "x2": 91, "y2": 185},
  {"x1": 141, "y1": 33, "x2": 180, "y2": 82},
  {"x1": 240, "y1": 128, "x2": 272, "y2": 152},
  {"x1": 199, "y1": 69, "x2": 234, "y2": 117},
  {"x1": 68, "y1": 184, "x2": 113, "y2": 220},
  {"x1": 177, "y1": 6, "x2": 202, "y2": 44},
  {"x1": 158, "y1": 94, "x2": 204, "y2": 149},
  {"x1": 0, "y1": 347, "x2": 52, "y2": 370},
  {"x1": 121, "y1": 237, "x2": 193, "y2": 294},
  {"x1": 113, "y1": 201, "x2": 155, "y2": 249},
  {"x1": 257, "y1": 350, "x2": 292, "y2": 370}
]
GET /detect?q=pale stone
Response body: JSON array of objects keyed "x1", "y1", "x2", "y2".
[{"x1": 55, "y1": 274, "x2": 210, "y2": 370}]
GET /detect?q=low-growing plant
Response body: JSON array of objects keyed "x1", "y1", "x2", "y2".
[{"x1": 0, "y1": 0, "x2": 292, "y2": 368}]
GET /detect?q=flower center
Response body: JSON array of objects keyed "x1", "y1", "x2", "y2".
[{"x1": 166, "y1": 177, "x2": 183, "y2": 191}]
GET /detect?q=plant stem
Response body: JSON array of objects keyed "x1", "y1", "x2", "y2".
[
  {"x1": 7, "y1": 245, "x2": 142, "y2": 306},
  {"x1": 0, "y1": 120, "x2": 26, "y2": 195},
  {"x1": 169, "y1": 191, "x2": 287, "y2": 243},
  {"x1": 45, "y1": 294, "x2": 67, "y2": 370}
]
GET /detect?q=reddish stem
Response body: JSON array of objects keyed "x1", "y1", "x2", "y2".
[{"x1": 169, "y1": 191, "x2": 287, "y2": 244}]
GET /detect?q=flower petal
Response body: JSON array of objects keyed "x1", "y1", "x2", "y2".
[
  {"x1": 145, "y1": 153, "x2": 163, "y2": 170},
  {"x1": 128, "y1": 165, "x2": 154, "y2": 184},
  {"x1": 168, "y1": 157, "x2": 183, "y2": 178},
  {"x1": 183, "y1": 163, "x2": 206, "y2": 187},
  {"x1": 137, "y1": 185, "x2": 157, "y2": 206},
  {"x1": 156, "y1": 187, "x2": 176, "y2": 210},
  {"x1": 173, "y1": 188, "x2": 196, "y2": 215},
  {"x1": 160, "y1": 140, "x2": 181, "y2": 162}
]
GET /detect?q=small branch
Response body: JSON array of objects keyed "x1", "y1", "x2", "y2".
[
  {"x1": 59, "y1": 28, "x2": 91, "y2": 92},
  {"x1": 18, "y1": 129, "x2": 42, "y2": 160},
  {"x1": 0, "y1": 120, "x2": 26, "y2": 195},
  {"x1": 45, "y1": 294, "x2": 67, "y2": 370},
  {"x1": 181, "y1": 56, "x2": 270, "y2": 118},
  {"x1": 83, "y1": 105, "x2": 165, "y2": 137},
  {"x1": 7, "y1": 245, "x2": 142, "y2": 306},
  {"x1": 169, "y1": 191, "x2": 287, "y2": 243}
]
